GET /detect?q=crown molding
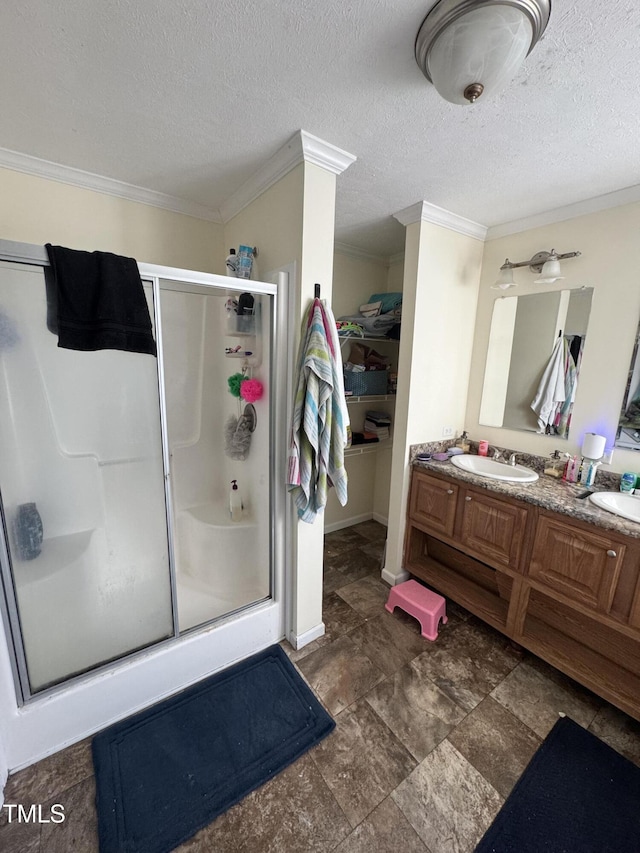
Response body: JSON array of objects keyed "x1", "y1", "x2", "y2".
[
  {"x1": 220, "y1": 130, "x2": 356, "y2": 224},
  {"x1": 388, "y1": 251, "x2": 405, "y2": 266},
  {"x1": 487, "y1": 184, "x2": 640, "y2": 240},
  {"x1": 393, "y1": 200, "x2": 487, "y2": 241},
  {"x1": 299, "y1": 131, "x2": 357, "y2": 176},
  {"x1": 334, "y1": 241, "x2": 390, "y2": 265},
  {"x1": 0, "y1": 147, "x2": 223, "y2": 222}
]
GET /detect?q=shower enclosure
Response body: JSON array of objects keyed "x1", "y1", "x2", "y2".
[{"x1": 0, "y1": 243, "x2": 285, "y2": 701}]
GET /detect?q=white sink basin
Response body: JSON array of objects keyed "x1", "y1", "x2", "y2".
[
  {"x1": 588, "y1": 491, "x2": 640, "y2": 523},
  {"x1": 450, "y1": 454, "x2": 539, "y2": 483}
]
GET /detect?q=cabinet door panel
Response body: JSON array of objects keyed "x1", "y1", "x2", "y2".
[
  {"x1": 410, "y1": 472, "x2": 458, "y2": 537},
  {"x1": 459, "y1": 489, "x2": 527, "y2": 570},
  {"x1": 529, "y1": 516, "x2": 624, "y2": 612}
]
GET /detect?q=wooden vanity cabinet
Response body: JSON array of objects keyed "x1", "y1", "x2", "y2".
[
  {"x1": 458, "y1": 487, "x2": 529, "y2": 572},
  {"x1": 405, "y1": 467, "x2": 640, "y2": 722},
  {"x1": 528, "y1": 512, "x2": 626, "y2": 614},
  {"x1": 409, "y1": 472, "x2": 458, "y2": 537},
  {"x1": 404, "y1": 470, "x2": 531, "y2": 635}
]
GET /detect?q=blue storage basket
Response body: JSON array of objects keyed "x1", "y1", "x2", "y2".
[{"x1": 343, "y1": 370, "x2": 389, "y2": 397}]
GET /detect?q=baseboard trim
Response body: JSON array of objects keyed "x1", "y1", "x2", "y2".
[
  {"x1": 381, "y1": 567, "x2": 410, "y2": 586},
  {"x1": 289, "y1": 623, "x2": 326, "y2": 650},
  {"x1": 324, "y1": 513, "x2": 373, "y2": 534},
  {"x1": 372, "y1": 512, "x2": 388, "y2": 527}
]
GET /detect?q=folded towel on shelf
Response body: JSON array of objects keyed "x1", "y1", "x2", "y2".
[
  {"x1": 351, "y1": 431, "x2": 379, "y2": 445},
  {"x1": 365, "y1": 410, "x2": 392, "y2": 424},
  {"x1": 364, "y1": 424, "x2": 390, "y2": 440},
  {"x1": 368, "y1": 292, "x2": 402, "y2": 314},
  {"x1": 336, "y1": 321, "x2": 365, "y2": 338},
  {"x1": 359, "y1": 301, "x2": 382, "y2": 317},
  {"x1": 338, "y1": 314, "x2": 397, "y2": 337},
  {"x1": 45, "y1": 244, "x2": 156, "y2": 355}
]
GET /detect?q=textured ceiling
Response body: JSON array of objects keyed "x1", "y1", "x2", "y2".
[{"x1": 1, "y1": 0, "x2": 639, "y2": 257}]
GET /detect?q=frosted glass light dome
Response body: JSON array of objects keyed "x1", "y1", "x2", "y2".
[
  {"x1": 429, "y1": 6, "x2": 532, "y2": 104},
  {"x1": 534, "y1": 252, "x2": 564, "y2": 283},
  {"x1": 414, "y1": 0, "x2": 551, "y2": 106}
]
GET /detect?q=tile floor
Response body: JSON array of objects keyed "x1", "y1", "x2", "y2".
[{"x1": 2, "y1": 519, "x2": 640, "y2": 852}]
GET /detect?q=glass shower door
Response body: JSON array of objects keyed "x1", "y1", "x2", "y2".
[
  {"x1": 159, "y1": 280, "x2": 274, "y2": 631},
  {"x1": 0, "y1": 261, "x2": 174, "y2": 694}
]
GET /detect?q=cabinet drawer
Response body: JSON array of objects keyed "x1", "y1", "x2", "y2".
[
  {"x1": 529, "y1": 515, "x2": 625, "y2": 612},
  {"x1": 409, "y1": 471, "x2": 458, "y2": 537},
  {"x1": 458, "y1": 488, "x2": 528, "y2": 571}
]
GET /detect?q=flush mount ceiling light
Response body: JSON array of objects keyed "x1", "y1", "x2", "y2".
[
  {"x1": 491, "y1": 248, "x2": 581, "y2": 289},
  {"x1": 415, "y1": 0, "x2": 551, "y2": 105}
]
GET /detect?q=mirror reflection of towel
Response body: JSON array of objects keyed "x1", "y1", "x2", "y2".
[
  {"x1": 531, "y1": 336, "x2": 566, "y2": 431},
  {"x1": 45, "y1": 244, "x2": 157, "y2": 355}
]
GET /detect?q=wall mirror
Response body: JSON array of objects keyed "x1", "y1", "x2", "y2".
[
  {"x1": 479, "y1": 287, "x2": 593, "y2": 438},
  {"x1": 615, "y1": 320, "x2": 640, "y2": 450}
]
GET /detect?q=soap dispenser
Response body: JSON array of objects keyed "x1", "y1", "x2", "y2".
[
  {"x1": 229, "y1": 479, "x2": 243, "y2": 522},
  {"x1": 544, "y1": 450, "x2": 564, "y2": 479},
  {"x1": 456, "y1": 431, "x2": 470, "y2": 453}
]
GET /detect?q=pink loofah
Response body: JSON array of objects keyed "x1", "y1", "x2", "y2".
[{"x1": 240, "y1": 378, "x2": 264, "y2": 402}]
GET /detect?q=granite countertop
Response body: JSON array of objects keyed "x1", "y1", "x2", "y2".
[{"x1": 412, "y1": 456, "x2": 640, "y2": 540}]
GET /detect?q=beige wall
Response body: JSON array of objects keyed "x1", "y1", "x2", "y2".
[
  {"x1": 0, "y1": 167, "x2": 224, "y2": 271},
  {"x1": 224, "y1": 166, "x2": 304, "y2": 286},
  {"x1": 386, "y1": 257, "x2": 405, "y2": 292},
  {"x1": 466, "y1": 202, "x2": 640, "y2": 474},
  {"x1": 325, "y1": 454, "x2": 379, "y2": 528},
  {"x1": 331, "y1": 252, "x2": 389, "y2": 318},
  {"x1": 385, "y1": 218, "x2": 484, "y2": 582}
]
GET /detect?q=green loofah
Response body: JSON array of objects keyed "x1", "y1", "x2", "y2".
[{"x1": 227, "y1": 373, "x2": 244, "y2": 397}]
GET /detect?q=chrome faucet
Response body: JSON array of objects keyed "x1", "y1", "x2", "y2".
[
  {"x1": 492, "y1": 449, "x2": 503, "y2": 462},
  {"x1": 509, "y1": 453, "x2": 517, "y2": 467}
]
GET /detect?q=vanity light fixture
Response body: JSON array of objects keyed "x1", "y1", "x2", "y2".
[
  {"x1": 491, "y1": 263, "x2": 517, "y2": 290},
  {"x1": 415, "y1": 0, "x2": 551, "y2": 105},
  {"x1": 534, "y1": 249, "x2": 564, "y2": 284},
  {"x1": 492, "y1": 248, "x2": 581, "y2": 289}
]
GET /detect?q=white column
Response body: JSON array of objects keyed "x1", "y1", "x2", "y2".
[
  {"x1": 224, "y1": 131, "x2": 356, "y2": 647},
  {"x1": 383, "y1": 202, "x2": 485, "y2": 585}
]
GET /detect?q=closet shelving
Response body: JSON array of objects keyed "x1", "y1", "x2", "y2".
[
  {"x1": 344, "y1": 439, "x2": 393, "y2": 457},
  {"x1": 341, "y1": 335, "x2": 398, "y2": 456},
  {"x1": 346, "y1": 394, "x2": 396, "y2": 404}
]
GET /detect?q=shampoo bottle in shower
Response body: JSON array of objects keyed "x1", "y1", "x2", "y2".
[
  {"x1": 226, "y1": 248, "x2": 238, "y2": 277},
  {"x1": 230, "y1": 480, "x2": 243, "y2": 522}
]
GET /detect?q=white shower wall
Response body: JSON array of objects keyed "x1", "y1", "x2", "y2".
[
  {"x1": 0, "y1": 262, "x2": 174, "y2": 691},
  {"x1": 161, "y1": 284, "x2": 272, "y2": 630}
]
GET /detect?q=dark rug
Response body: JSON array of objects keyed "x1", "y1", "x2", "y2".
[
  {"x1": 475, "y1": 715, "x2": 640, "y2": 853},
  {"x1": 92, "y1": 644, "x2": 334, "y2": 853}
]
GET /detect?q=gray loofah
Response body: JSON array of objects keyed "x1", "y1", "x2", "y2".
[{"x1": 224, "y1": 414, "x2": 253, "y2": 460}]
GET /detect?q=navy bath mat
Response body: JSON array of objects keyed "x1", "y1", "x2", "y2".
[
  {"x1": 475, "y1": 715, "x2": 640, "y2": 853},
  {"x1": 92, "y1": 644, "x2": 334, "y2": 853}
]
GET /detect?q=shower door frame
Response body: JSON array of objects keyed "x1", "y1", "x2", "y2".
[
  {"x1": 0, "y1": 241, "x2": 288, "y2": 704},
  {"x1": 147, "y1": 264, "x2": 285, "y2": 643}
]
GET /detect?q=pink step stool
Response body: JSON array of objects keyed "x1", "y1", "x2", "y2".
[{"x1": 385, "y1": 580, "x2": 447, "y2": 641}]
